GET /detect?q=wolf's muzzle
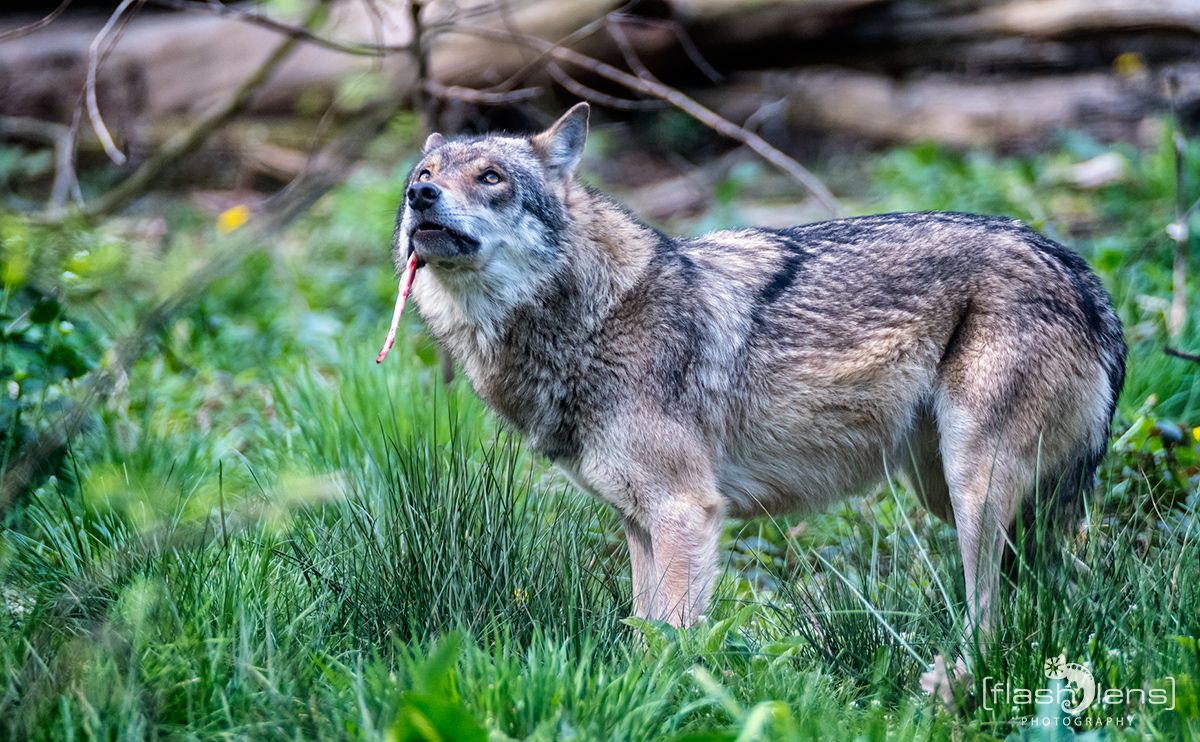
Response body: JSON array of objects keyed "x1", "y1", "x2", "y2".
[{"x1": 409, "y1": 218, "x2": 481, "y2": 264}]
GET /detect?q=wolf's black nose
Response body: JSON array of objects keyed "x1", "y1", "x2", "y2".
[{"x1": 407, "y1": 183, "x2": 441, "y2": 211}]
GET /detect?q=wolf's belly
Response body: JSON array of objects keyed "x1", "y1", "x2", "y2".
[
  {"x1": 712, "y1": 403, "x2": 917, "y2": 518},
  {"x1": 714, "y1": 447, "x2": 883, "y2": 518}
]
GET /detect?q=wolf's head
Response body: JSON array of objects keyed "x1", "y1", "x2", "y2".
[{"x1": 392, "y1": 103, "x2": 589, "y2": 279}]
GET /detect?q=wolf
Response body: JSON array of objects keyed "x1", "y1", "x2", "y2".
[{"x1": 390, "y1": 103, "x2": 1125, "y2": 687}]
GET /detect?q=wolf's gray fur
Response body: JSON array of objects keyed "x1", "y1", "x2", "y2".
[{"x1": 392, "y1": 104, "x2": 1125, "y2": 670}]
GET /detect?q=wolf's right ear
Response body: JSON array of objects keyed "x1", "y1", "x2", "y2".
[
  {"x1": 532, "y1": 103, "x2": 589, "y2": 180},
  {"x1": 423, "y1": 132, "x2": 445, "y2": 153}
]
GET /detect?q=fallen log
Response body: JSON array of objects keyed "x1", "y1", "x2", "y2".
[
  {"x1": 699, "y1": 66, "x2": 1173, "y2": 149},
  {"x1": 668, "y1": 0, "x2": 1200, "y2": 77},
  {"x1": 893, "y1": 0, "x2": 1200, "y2": 41}
]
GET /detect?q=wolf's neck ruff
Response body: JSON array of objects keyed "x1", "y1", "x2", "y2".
[{"x1": 412, "y1": 184, "x2": 659, "y2": 460}]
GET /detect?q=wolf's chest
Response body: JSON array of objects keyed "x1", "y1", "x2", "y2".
[{"x1": 474, "y1": 359, "x2": 586, "y2": 462}]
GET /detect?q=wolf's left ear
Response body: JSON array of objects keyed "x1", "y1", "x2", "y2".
[
  {"x1": 533, "y1": 103, "x2": 589, "y2": 180},
  {"x1": 423, "y1": 132, "x2": 445, "y2": 153}
]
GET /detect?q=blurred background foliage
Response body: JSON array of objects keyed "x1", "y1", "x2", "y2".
[{"x1": 1, "y1": 0, "x2": 1199, "y2": 739}]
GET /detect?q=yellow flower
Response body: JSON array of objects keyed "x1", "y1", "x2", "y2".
[
  {"x1": 1192, "y1": 426, "x2": 1200, "y2": 443},
  {"x1": 216, "y1": 204, "x2": 251, "y2": 235},
  {"x1": 1113, "y1": 52, "x2": 1145, "y2": 78},
  {"x1": 513, "y1": 588, "x2": 528, "y2": 606}
]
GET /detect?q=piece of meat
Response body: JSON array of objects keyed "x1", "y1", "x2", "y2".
[{"x1": 375, "y1": 252, "x2": 419, "y2": 364}]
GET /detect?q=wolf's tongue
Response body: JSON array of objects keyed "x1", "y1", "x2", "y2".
[{"x1": 375, "y1": 252, "x2": 420, "y2": 364}]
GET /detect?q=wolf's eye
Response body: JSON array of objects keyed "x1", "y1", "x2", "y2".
[
  {"x1": 417, "y1": 169, "x2": 432, "y2": 181},
  {"x1": 480, "y1": 170, "x2": 503, "y2": 185}
]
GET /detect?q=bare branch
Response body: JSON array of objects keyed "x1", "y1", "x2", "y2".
[
  {"x1": 606, "y1": 14, "x2": 658, "y2": 84},
  {"x1": 86, "y1": 0, "x2": 143, "y2": 165},
  {"x1": 454, "y1": 24, "x2": 843, "y2": 216},
  {"x1": 360, "y1": 0, "x2": 388, "y2": 65},
  {"x1": 1166, "y1": 72, "x2": 1190, "y2": 340},
  {"x1": 424, "y1": 80, "x2": 542, "y2": 105},
  {"x1": 479, "y1": 8, "x2": 613, "y2": 94},
  {"x1": 139, "y1": 0, "x2": 504, "y2": 58},
  {"x1": 741, "y1": 96, "x2": 788, "y2": 134},
  {"x1": 0, "y1": 0, "x2": 73, "y2": 42}
]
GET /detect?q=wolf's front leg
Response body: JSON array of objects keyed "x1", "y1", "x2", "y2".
[
  {"x1": 623, "y1": 517, "x2": 657, "y2": 618},
  {"x1": 585, "y1": 422, "x2": 723, "y2": 627},
  {"x1": 642, "y1": 497, "x2": 724, "y2": 627}
]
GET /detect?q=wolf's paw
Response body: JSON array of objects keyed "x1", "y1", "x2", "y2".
[{"x1": 920, "y1": 655, "x2": 972, "y2": 710}]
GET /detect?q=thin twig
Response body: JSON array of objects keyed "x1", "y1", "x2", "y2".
[
  {"x1": 86, "y1": 0, "x2": 143, "y2": 165},
  {"x1": 1164, "y1": 346, "x2": 1200, "y2": 364},
  {"x1": 622, "y1": 14, "x2": 724, "y2": 84},
  {"x1": 546, "y1": 63, "x2": 661, "y2": 111},
  {"x1": 1165, "y1": 72, "x2": 1190, "y2": 340},
  {"x1": 66, "y1": 0, "x2": 139, "y2": 191},
  {"x1": 141, "y1": 0, "x2": 504, "y2": 57},
  {"x1": 360, "y1": 0, "x2": 388, "y2": 69},
  {"x1": 0, "y1": 0, "x2": 74, "y2": 42},
  {"x1": 424, "y1": 80, "x2": 542, "y2": 105},
  {"x1": 494, "y1": 0, "x2": 537, "y2": 86},
  {"x1": 606, "y1": 15, "x2": 658, "y2": 84},
  {"x1": 479, "y1": 7, "x2": 616, "y2": 95},
  {"x1": 455, "y1": 23, "x2": 843, "y2": 216},
  {"x1": 742, "y1": 97, "x2": 788, "y2": 135}
]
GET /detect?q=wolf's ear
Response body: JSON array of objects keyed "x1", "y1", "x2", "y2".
[
  {"x1": 423, "y1": 132, "x2": 445, "y2": 153},
  {"x1": 532, "y1": 103, "x2": 589, "y2": 180}
]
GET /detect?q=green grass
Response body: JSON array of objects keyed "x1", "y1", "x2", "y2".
[{"x1": 1, "y1": 126, "x2": 1199, "y2": 740}]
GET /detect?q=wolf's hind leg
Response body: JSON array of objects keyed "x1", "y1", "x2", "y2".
[
  {"x1": 904, "y1": 408, "x2": 953, "y2": 525},
  {"x1": 937, "y1": 426, "x2": 1025, "y2": 638},
  {"x1": 920, "y1": 317, "x2": 1112, "y2": 704},
  {"x1": 918, "y1": 325, "x2": 1050, "y2": 705},
  {"x1": 918, "y1": 400, "x2": 1029, "y2": 704},
  {"x1": 935, "y1": 358, "x2": 1105, "y2": 636}
]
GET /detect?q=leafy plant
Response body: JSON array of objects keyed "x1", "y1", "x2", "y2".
[{"x1": 1, "y1": 219, "x2": 99, "y2": 497}]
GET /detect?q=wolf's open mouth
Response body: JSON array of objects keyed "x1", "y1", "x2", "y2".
[{"x1": 412, "y1": 221, "x2": 480, "y2": 248}]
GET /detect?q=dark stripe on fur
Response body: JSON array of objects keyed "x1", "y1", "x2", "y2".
[{"x1": 622, "y1": 234, "x2": 712, "y2": 420}]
